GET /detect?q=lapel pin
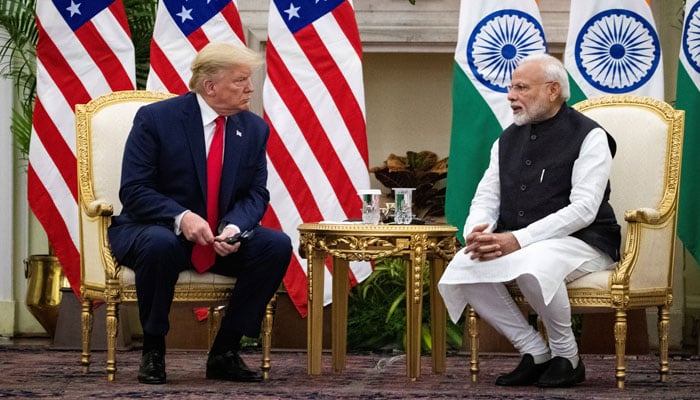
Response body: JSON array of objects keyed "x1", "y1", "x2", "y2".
[{"x1": 236, "y1": 130, "x2": 243, "y2": 137}]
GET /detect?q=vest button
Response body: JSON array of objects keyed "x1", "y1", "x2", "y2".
[
  {"x1": 518, "y1": 211, "x2": 525, "y2": 217},
  {"x1": 525, "y1": 159, "x2": 532, "y2": 166},
  {"x1": 530, "y1": 134, "x2": 537, "y2": 140},
  {"x1": 520, "y1": 184, "x2": 527, "y2": 191}
]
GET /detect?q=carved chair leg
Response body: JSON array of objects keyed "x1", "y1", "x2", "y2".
[
  {"x1": 658, "y1": 305, "x2": 670, "y2": 383},
  {"x1": 261, "y1": 294, "x2": 278, "y2": 380},
  {"x1": 207, "y1": 306, "x2": 224, "y2": 352},
  {"x1": 467, "y1": 305, "x2": 480, "y2": 383},
  {"x1": 614, "y1": 309, "x2": 628, "y2": 389},
  {"x1": 105, "y1": 299, "x2": 119, "y2": 381},
  {"x1": 80, "y1": 298, "x2": 94, "y2": 374}
]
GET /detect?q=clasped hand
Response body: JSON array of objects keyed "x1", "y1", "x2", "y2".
[
  {"x1": 180, "y1": 211, "x2": 241, "y2": 256},
  {"x1": 463, "y1": 223, "x2": 520, "y2": 261}
]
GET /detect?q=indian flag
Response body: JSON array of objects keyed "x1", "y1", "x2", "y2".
[
  {"x1": 445, "y1": 0, "x2": 547, "y2": 241},
  {"x1": 564, "y1": 0, "x2": 664, "y2": 103},
  {"x1": 678, "y1": 0, "x2": 700, "y2": 263}
]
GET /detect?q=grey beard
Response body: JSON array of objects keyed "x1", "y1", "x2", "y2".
[{"x1": 512, "y1": 114, "x2": 529, "y2": 126}]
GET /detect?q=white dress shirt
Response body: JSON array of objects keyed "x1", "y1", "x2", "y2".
[{"x1": 173, "y1": 94, "x2": 237, "y2": 235}]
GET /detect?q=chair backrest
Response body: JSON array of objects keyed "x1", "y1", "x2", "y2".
[
  {"x1": 76, "y1": 90, "x2": 176, "y2": 291},
  {"x1": 573, "y1": 95, "x2": 684, "y2": 290}
]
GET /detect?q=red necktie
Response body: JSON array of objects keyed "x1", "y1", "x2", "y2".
[{"x1": 192, "y1": 116, "x2": 225, "y2": 273}]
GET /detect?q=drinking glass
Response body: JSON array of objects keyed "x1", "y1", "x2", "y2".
[
  {"x1": 392, "y1": 188, "x2": 415, "y2": 224},
  {"x1": 358, "y1": 189, "x2": 381, "y2": 224}
]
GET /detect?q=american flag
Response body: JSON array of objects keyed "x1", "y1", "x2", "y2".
[
  {"x1": 147, "y1": 0, "x2": 246, "y2": 94},
  {"x1": 29, "y1": 0, "x2": 135, "y2": 295},
  {"x1": 262, "y1": 0, "x2": 371, "y2": 316}
]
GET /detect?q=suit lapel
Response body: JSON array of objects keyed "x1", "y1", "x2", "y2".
[{"x1": 181, "y1": 94, "x2": 208, "y2": 200}]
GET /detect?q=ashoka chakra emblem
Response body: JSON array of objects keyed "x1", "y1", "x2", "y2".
[
  {"x1": 682, "y1": 1, "x2": 700, "y2": 74},
  {"x1": 467, "y1": 10, "x2": 547, "y2": 93},
  {"x1": 575, "y1": 9, "x2": 661, "y2": 93}
]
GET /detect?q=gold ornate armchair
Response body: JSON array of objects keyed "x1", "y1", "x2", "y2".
[
  {"x1": 466, "y1": 95, "x2": 685, "y2": 388},
  {"x1": 76, "y1": 90, "x2": 276, "y2": 381}
]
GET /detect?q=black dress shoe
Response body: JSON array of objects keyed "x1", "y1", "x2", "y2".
[
  {"x1": 535, "y1": 356, "x2": 585, "y2": 388},
  {"x1": 138, "y1": 349, "x2": 166, "y2": 384},
  {"x1": 206, "y1": 350, "x2": 263, "y2": 382},
  {"x1": 495, "y1": 354, "x2": 551, "y2": 386}
]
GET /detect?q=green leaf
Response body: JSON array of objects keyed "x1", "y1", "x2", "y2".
[
  {"x1": 124, "y1": 0, "x2": 158, "y2": 89},
  {"x1": 11, "y1": 105, "x2": 31, "y2": 156},
  {"x1": 385, "y1": 289, "x2": 406, "y2": 322},
  {"x1": 421, "y1": 323, "x2": 432, "y2": 351},
  {"x1": 446, "y1": 323, "x2": 463, "y2": 349}
]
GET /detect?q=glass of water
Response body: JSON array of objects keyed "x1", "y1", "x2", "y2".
[
  {"x1": 392, "y1": 188, "x2": 415, "y2": 224},
  {"x1": 358, "y1": 189, "x2": 381, "y2": 224}
]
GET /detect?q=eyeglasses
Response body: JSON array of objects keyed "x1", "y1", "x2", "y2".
[{"x1": 507, "y1": 81, "x2": 554, "y2": 93}]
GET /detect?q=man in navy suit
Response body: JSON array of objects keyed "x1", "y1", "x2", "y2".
[{"x1": 108, "y1": 43, "x2": 292, "y2": 384}]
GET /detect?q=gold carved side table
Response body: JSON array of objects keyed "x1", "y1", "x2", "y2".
[{"x1": 297, "y1": 223, "x2": 458, "y2": 380}]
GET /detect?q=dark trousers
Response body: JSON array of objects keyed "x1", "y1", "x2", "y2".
[{"x1": 111, "y1": 225, "x2": 291, "y2": 338}]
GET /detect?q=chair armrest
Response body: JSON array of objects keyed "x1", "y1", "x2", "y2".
[
  {"x1": 85, "y1": 199, "x2": 114, "y2": 218},
  {"x1": 624, "y1": 207, "x2": 661, "y2": 224},
  {"x1": 613, "y1": 206, "x2": 669, "y2": 288}
]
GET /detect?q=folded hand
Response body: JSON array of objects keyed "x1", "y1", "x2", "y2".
[{"x1": 464, "y1": 224, "x2": 520, "y2": 261}]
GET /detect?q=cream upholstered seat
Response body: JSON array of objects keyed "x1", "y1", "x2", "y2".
[
  {"x1": 465, "y1": 95, "x2": 685, "y2": 389},
  {"x1": 76, "y1": 90, "x2": 276, "y2": 381}
]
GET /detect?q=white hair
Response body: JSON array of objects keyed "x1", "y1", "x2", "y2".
[{"x1": 518, "y1": 53, "x2": 570, "y2": 102}]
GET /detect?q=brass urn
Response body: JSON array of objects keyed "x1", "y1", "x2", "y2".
[{"x1": 24, "y1": 254, "x2": 67, "y2": 337}]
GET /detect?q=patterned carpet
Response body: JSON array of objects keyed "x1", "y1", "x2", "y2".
[{"x1": 1, "y1": 345, "x2": 699, "y2": 399}]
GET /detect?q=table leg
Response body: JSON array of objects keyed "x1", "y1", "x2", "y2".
[
  {"x1": 331, "y1": 257, "x2": 349, "y2": 372},
  {"x1": 405, "y1": 255, "x2": 424, "y2": 380},
  {"x1": 307, "y1": 249, "x2": 326, "y2": 375},
  {"x1": 429, "y1": 258, "x2": 446, "y2": 374}
]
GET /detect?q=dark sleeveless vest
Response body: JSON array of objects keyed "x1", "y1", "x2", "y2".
[{"x1": 497, "y1": 104, "x2": 621, "y2": 261}]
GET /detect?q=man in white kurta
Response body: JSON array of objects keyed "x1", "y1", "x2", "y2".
[{"x1": 438, "y1": 54, "x2": 620, "y2": 388}]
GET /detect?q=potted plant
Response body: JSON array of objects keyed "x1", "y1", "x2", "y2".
[
  {"x1": 347, "y1": 257, "x2": 463, "y2": 353},
  {"x1": 370, "y1": 150, "x2": 448, "y2": 221}
]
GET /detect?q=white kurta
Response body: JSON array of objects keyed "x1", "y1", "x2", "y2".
[{"x1": 438, "y1": 127, "x2": 615, "y2": 323}]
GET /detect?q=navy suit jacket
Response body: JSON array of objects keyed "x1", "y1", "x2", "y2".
[{"x1": 109, "y1": 92, "x2": 270, "y2": 259}]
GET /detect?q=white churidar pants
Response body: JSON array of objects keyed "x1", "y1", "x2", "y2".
[{"x1": 438, "y1": 236, "x2": 613, "y2": 358}]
